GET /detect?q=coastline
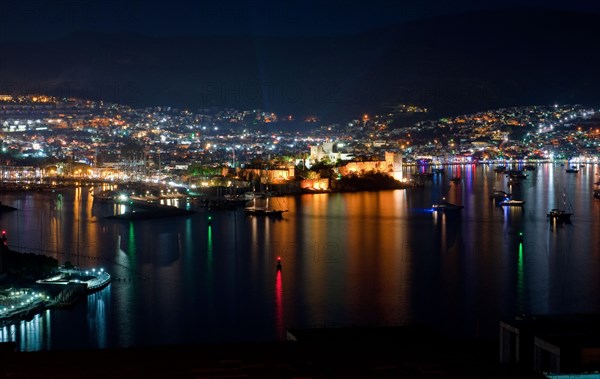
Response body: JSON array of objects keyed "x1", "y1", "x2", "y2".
[
  {"x1": 0, "y1": 262, "x2": 111, "y2": 327},
  {"x1": 0, "y1": 298, "x2": 51, "y2": 328}
]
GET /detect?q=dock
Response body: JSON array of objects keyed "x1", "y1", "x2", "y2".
[{"x1": 36, "y1": 268, "x2": 111, "y2": 292}]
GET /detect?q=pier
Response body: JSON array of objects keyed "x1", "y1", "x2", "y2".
[{"x1": 36, "y1": 268, "x2": 111, "y2": 293}]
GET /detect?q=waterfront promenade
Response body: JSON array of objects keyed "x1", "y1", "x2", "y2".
[
  {"x1": 0, "y1": 267, "x2": 110, "y2": 326},
  {"x1": 0, "y1": 290, "x2": 50, "y2": 327}
]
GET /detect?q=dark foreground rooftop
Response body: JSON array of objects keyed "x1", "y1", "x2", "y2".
[{"x1": 0, "y1": 325, "x2": 544, "y2": 378}]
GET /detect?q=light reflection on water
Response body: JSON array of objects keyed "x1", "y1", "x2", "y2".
[
  {"x1": 0, "y1": 310, "x2": 52, "y2": 351},
  {"x1": 0, "y1": 163, "x2": 599, "y2": 351}
]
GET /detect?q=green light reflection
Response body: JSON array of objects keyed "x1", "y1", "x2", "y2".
[
  {"x1": 207, "y1": 225, "x2": 213, "y2": 263},
  {"x1": 517, "y1": 242, "x2": 524, "y2": 313},
  {"x1": 128, "y1": 222, "x2": 136, "y2": 258}
]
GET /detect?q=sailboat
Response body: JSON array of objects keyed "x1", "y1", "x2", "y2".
[
  {"x1": 547, "y1": 189, "x2": 573, "y2": 222},
  {"x1": 244, "y1": 195, "x2": 287, "y2": 217},
  {"x1": 244, "y1": 160, "x2": 287, "y2": 217}
]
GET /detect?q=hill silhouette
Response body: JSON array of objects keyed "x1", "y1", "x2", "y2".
[{"x1": 0, "y1": 9, "x2": 598, "y2": 122}]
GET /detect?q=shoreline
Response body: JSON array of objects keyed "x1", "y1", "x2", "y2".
[{"x1": 0, "y1": 268, "x2": 111, "y2": 327}]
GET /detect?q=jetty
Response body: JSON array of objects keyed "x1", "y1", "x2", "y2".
[{"x1": 34, "y1": 268, "x2": 110, "y2": 307}]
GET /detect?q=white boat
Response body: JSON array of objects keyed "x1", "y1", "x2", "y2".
[
  {"x1": 500, "y1": 199, "x2": 525, "y2": 206},
  {"x1": 243, "y1": 191, "x2": 266, "y2": 200}
]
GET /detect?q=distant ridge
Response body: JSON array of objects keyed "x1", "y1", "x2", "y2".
[{"x1": 1, "y1": 9, "x2": 599, "y2": 122}]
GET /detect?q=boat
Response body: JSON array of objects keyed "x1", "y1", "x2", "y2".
[
  {"x1": 524, "y1": 164, "x2": 536, "y2": 171},
  {"x1": 91, "y1": 190, "x2": 118, "y2": 203},
  {"x1": 244, "y1": 194, "x2": 287, "y2": 217},
  {"x1": 432, "y1": 198, "x2": 464, "y2": 211},
  {"x1": 414, "y1": 172, "x2": 434, "y2": 178},
  {"x1": 566, "y1": 166, "x2": 579, "y2": 173},
  {"x1": 547, "y1": 208, "x2": 572, "y2": 221},
  {"x1": 494, "y1": 165, "x2": 506, "y2": 173},
  {"x1": 500, "y1": 199, "x2": 525, "y2": 206},
  {"x1": 244, "y1": 207, "x2": 286, "y2": 217},
  {"x1": 547, "y1": 189, "x2": 573, "y2": 221},
  {"x1": 490, "y1": 190, "x2": 511, "y2": 200},
  {"x1": 594, "y1": 189, "x2": 600, "y2": 200},
  {"x1": 243, "y1": 191, "x2": 266, "y2": 200},
  {"x1": 449, "y1": 177, "x2": 461, "y2": 183},
  {"x1": 507, "y1": 170, "x2": 527, "y2": 179}
]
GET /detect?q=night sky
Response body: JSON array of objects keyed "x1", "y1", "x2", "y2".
[
  {"x1": 1, "y1": 0, "x2": 600, "y2": 41},
  {"x1": 1, "y1": 0, "x2": 600, "y2": 118}
]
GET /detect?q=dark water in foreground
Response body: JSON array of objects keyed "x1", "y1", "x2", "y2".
[{"x1": 1, "y1": 163, "x2": 600, "y2": 351}]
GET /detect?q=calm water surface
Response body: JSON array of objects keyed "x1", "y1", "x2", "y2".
[{"x1": 1, "y1": 163, "x2": 600, "y2": 351}]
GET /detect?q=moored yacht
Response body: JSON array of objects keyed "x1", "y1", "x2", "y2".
[
  {"x1": 490, "y1": 189, "x2": 511, "y2": 200},
  {"x1": 547, "y1": 208, "x2": 572, "y2": 221},
  {"x1": 244, "y1": 194, "x2": 288, "y2": 217},
  {"x1": 432, "y1": 198, "x2": 464, "y2": 211},
  {"x1": 547, "y1": 189, "x2": 573, "y2": 221},
  {"x1": 500, "y1": 199, "x2": 525, "y2": 206}
]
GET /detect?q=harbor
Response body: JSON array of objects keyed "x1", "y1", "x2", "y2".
[{"x1": 0, "y1": 162, "x2": 599, "y2": 352}]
